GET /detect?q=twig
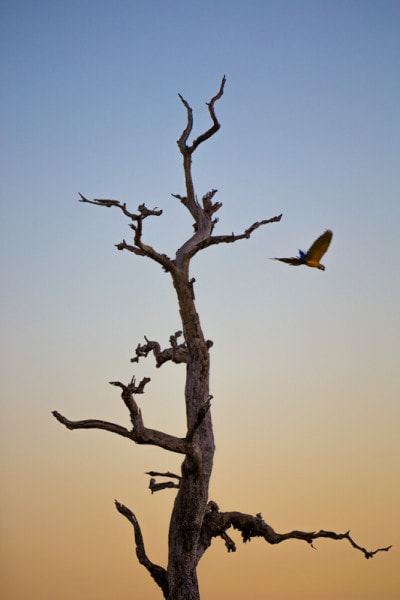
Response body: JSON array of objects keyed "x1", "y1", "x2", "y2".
[
  {"x1": 199, "y1": 214, "x2": 283, "y2": 250},
  {"x1": 52, "y1": 411, "x2": 131, "y2": 439},
  {"x1": 146, "y1": 471, "x2": 182, "y2": 480},
  {"x1": 148, "y1": 478, "x2": 180, "y2": 494}
]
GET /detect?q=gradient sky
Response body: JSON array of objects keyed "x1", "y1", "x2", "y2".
[{"x1": 1, "y1": 1, "x2": 399, "y2": 598}]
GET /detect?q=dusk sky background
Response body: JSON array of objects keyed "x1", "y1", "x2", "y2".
[{"x1": 1, "y1": 1, "x2": 399, "y2": 598}]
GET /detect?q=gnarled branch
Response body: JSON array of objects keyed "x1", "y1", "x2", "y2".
[
  {"x1": 131, "y1": 332, "x2": 189, "y2": 366},
  {"x1": 199, "y1": 504, "x2": 391, "y2": 561},
  {"x1": 79, "y1": 194, "x2": 162, "y2": 221},
  {"x1": 115, "y1": 500, "x2": 168, "y2": 598},
  {"x1": 131, "y1": 332, "x2": 212, "y2": 367}
]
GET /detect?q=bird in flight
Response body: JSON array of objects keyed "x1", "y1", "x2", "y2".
[{"x1": 272, "y1": 230, "x2": 333, "y2": 271}]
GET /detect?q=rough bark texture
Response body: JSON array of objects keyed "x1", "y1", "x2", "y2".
[
  {"x1": 166, "y1": 275, "x2": 212, "y2": 600},
  {"x1": 53, "y1": 78, "x2": 390, "y2": 600}
]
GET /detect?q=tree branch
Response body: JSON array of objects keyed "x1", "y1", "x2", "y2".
[
  {"x1": 115, "y1": 500, "x2": 168, "y2": 598},
  {"x1": 199, "y1": 505, "x2": 391, "y2": 561},
  {"x1": 131, "y1": 332, "x2": 189, "y2": 367},
  {"x1": 173, "y1": 208, "x2": 282, "y2": 268},
  {"x1": 52, "y1": 411, "x2": 132, "y2": 439},
  {"x1": 174, "y1": 76, "x2": 282, "y2": 268},
  {"x1": 146, "y1": 471, "x2": 181, "y2": 480},
  {"x1": 146, "y1": 469, "x2": 181, "y2": 495},
  {"x1": 53, "y1": 375, "x2": 191, "y2": 455},
  {"x1": 198, "y1": 214, "x2": 283, "y2": 250},
  {"x1": 148, "y1": 478, "x2": 180, "y2": 494},
  {"x1": 110, "y1": 375, "x2": 151, "y2": 395},
  {"x1": 176, "y1": 76, "x2": 226, "y2": 214},
  {"x1": 182, "y1": 75, "x2": 226, "y2": 154},
  {"x1": 79, "y1": 194, "x2": 162, "y2": 221},
  {"x1": 78, "y1": 194, "x2": 174, "y2": 272},
  {"x1": 108, "y1": 379, "x2": 190, "y2": 454}
]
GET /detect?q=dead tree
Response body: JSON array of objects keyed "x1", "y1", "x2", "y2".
[{"x1": 53, "y1": 77, "x2": 390, "y2": 600}]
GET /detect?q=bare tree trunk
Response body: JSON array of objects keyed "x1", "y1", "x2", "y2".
[
  {"x1": 52, "y1": 77, "x2": 390, "y2": 600},
  {"x1": 166, "y1": 272, "x2": 214, "y2": 600}
]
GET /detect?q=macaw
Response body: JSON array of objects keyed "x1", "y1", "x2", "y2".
[{"x1": 273, "y1": 230, "x2": 333, "y2": 271}]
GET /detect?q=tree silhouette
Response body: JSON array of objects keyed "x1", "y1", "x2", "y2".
[{"x1": 53, "y1": 77, "x2": 390, "y2": 600}]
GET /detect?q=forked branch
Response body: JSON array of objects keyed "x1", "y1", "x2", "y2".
[
  {"x1": 173, "y1": 77, "x2": 282, "y2": 267},
  {"x1": 177, "y1": 75, "x2": 226, "y2": 156},
  {"x1": 176, "y1": 76, "x2": 226, "y2": 213},
  {"x1": 108, "y1": 379, "x2": 190, "y2": 454},
  {"x1": 53, "y1": 376, "x2": 191, "y2": 455},
  {"x1": 78, "y1": 193, "x2": 173, "y2": 272}
]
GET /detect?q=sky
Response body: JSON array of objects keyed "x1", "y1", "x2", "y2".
[{"x1": 1, "y1": 1, "x2": 399, "y2": 598}]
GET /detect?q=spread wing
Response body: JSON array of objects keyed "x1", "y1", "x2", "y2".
[
  {"x1": 305, "y1": 230, "x2": 333, "y2": 262},
  {"x1": 273, "y1": 257, "x2": 303, "y2": 266}
]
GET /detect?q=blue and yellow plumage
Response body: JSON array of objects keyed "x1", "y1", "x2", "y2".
[{"x1": 273, "y1": 230, "x2": 333, "y2": 271}]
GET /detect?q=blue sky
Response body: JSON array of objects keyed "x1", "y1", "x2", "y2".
[{"x1": 1, "y1": 2, "x2": 399, "y2": 599}]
